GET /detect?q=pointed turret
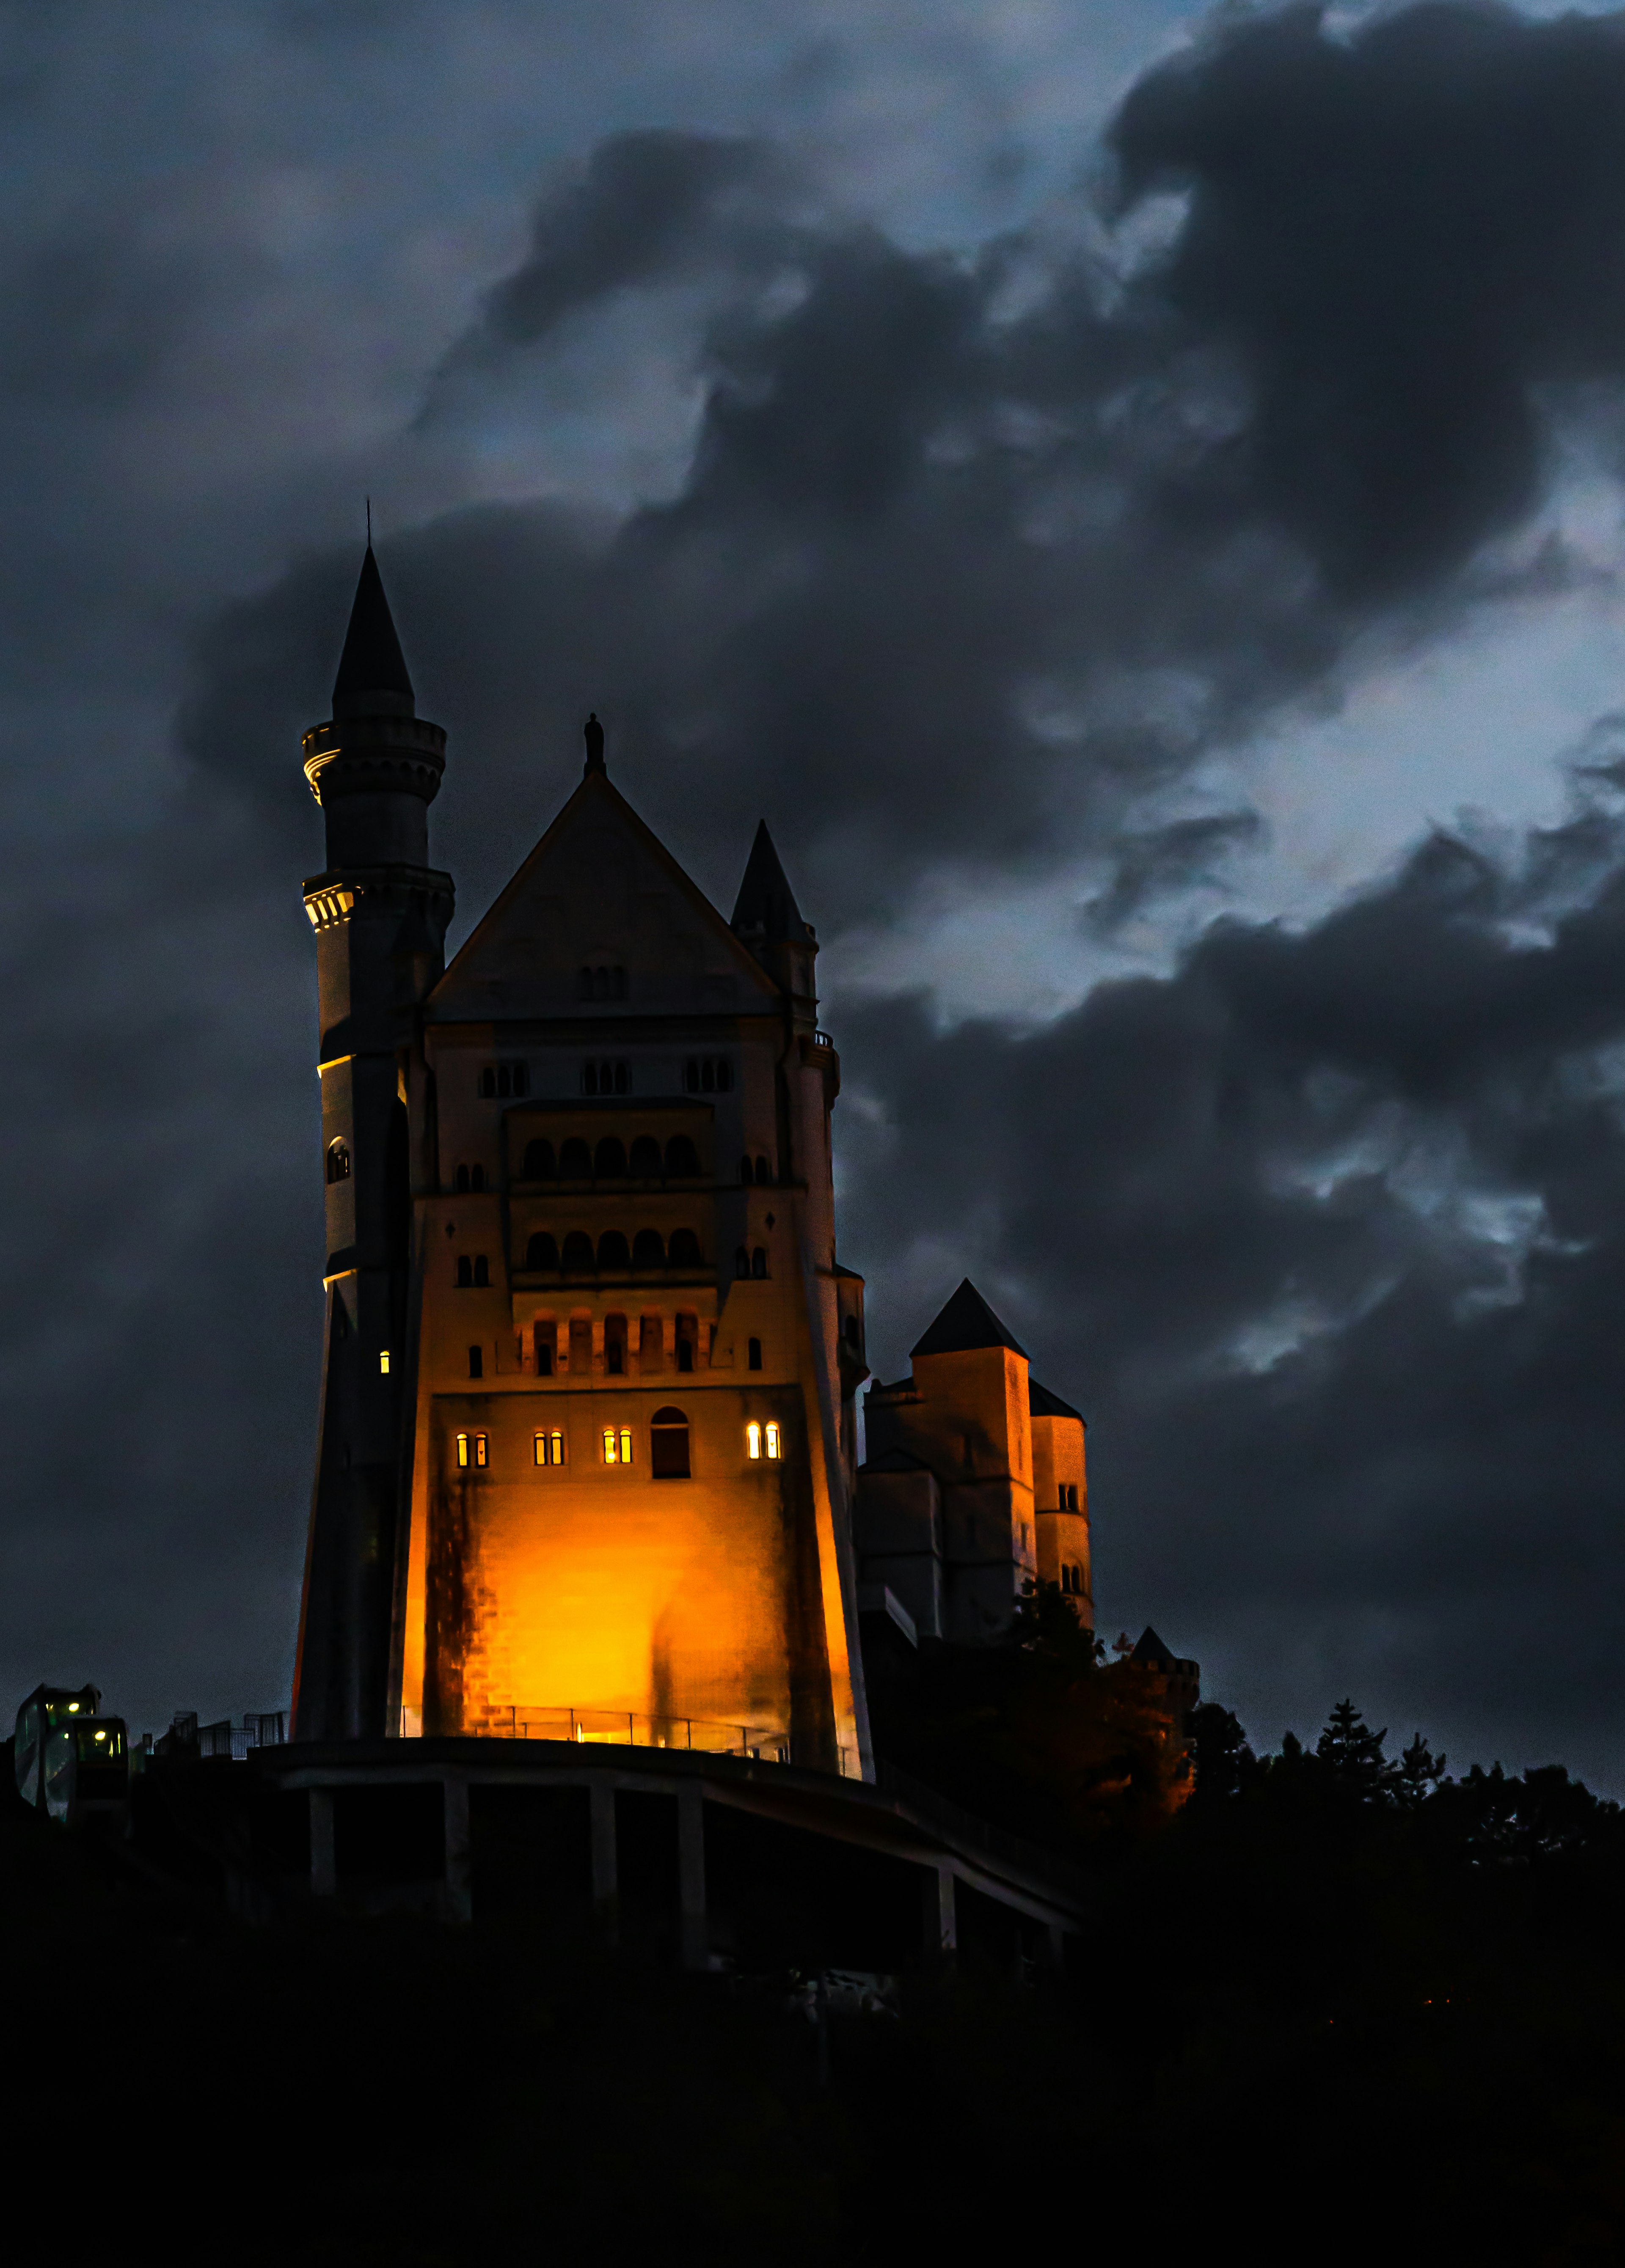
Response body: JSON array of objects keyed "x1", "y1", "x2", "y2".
[
  {"x1": 730, "y1": 821, "x2": 817, "y2": 1007},
  {"x1": 332, "y1": 545, "x2": 415, "y2": 719},
  {"x1": 910, "y1": 1279, "x2": 1027, "y2": 1361}
]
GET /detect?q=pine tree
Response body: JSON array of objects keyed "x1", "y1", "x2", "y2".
[
  {"x1": 1395, "y1": 1733, "x2": 1447, "y2": 1808},
  {"x1": 1315, "y1": 1699, "x2": 1397, "y2": 1801}
]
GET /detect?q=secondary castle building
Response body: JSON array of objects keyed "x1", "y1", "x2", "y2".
[{"x1": 291, "y1": 550, "x2": 1095, "y2": 1779}]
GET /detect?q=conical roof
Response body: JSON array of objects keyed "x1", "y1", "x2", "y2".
[
  {"x1": 730, "y1": 821, "x2": 811, "y2": 941},
  {"x1": 332, "y1": 546, "x2": 414, "y2": 718},
  {"x1": 910, "y1": 1279, "x2": 1028, "y2": 1361}
]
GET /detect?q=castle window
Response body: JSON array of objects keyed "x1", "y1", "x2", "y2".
[
  {"x1": 632, "y1": 1228, "x2": 665, "y2": 1272},
  {"x1": 735, "y1": 1247, "x2": 749, "y2": 1280},
  {"x1": 468, "y1": 1347, "x2": 483, "y2": 1379},
  {"x1": 629, "y1": 1135, "x2": 662, "y2": 1178},
  {"x1": 597, "y1": 1230, "x2": 630, "y2": 1272},
  {"x1": 579, "y1": 965, "x2": 627, "y2": 1002},
  {"x1": 480, "y1": 1064, "x2": 530, "y2": 1099},
  {"x1": 664, "y1": 1135, "x2": 700, "y2": 1179},
  {"x1": 755, "y1": 1156, "x2": 770, "y2": 1184},
  {"x1": 456, "y1": 1430, "x2": 487, "y2": 1468},
  {"x1": 650, "y1": 1407, "x2": 690, "y2": 1479},
  {"x1": 326, "y1": 1140, "x2": 350, "y2": 1184},
  {"x1": 594, "y1": 1136, "x2": 627, "y2": 1179},
  {"x1": 533, "y1": 1324, "x2": 554, "y2": 1375},
  {"x1": 582, "y1": 1059, "x2": 630, "y2": 1097},
  {"x1": 559, "y1": 1138, "x2": 592, "y2": 1179},
  {"x1": 454, "y1": 1163, "x2": 486, "y2": 1192},
  {"x1": 668, "y1": 1227, "x2": 703, "y2": 1270},
  {"x1": 751, "y1": 1247, "x2": 768, "y2": 1279},
  {"x1": 748, "y1": 1336, "x2": 762, "y2": 1371},
  {"x1": 683, "y1": 1057, "x2": 733, "y2": 1094},
  {"x1": 380, "y1": 1351, "x2": 390, "y2": 1375},
  {"x1": 562, "y1": 1231, "x2": 595, "y2": 1274},
  {"x1": 746, "y1": 1421, "x2": 761, "y2": 1460},
  {"x1": 534, "y1": 1430, "x2": 565, "y2": 1466},
  {"x1": 602, "y1": 1426, "x2": 633, "y2": 1465},
  {"x1": 456, "y1": 1256, "x2": 473, "y2": 1287},
  {"x1": 523, "y1": 1139, "x2": 557, "y2": 1180},
  {"x1": 765, "y1": 1421, "x2": 781, "y2": 1460},
  {"x1": 527, "y1": 1232, "x2": 560, "y2": 1272}
]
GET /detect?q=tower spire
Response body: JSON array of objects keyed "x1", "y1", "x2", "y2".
[{"x1": 332, "y1": 545, "x2": 414, "y2": 719}]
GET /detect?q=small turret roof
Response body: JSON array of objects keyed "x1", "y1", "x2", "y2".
[
  {"x1": 1132, "y1": 1626, "x2": 1173, "y2": 1666},
  {"x1": 332, "y1": 546, "x2": 414, "y2": 717},
  {"x1": 910, "y1": 1279, "x2": 1028, "y2": 1361},
  {"x1": 1028, "y1": 1377, "x2": 1085, "y2": 1423},
  {"x1": 731, "y1": 821, "x2": 812, "y2": 941}
]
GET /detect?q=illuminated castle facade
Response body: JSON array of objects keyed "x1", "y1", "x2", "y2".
[{"x1": 291, "y1": 551, "x2": 1093, "y2": 1773}]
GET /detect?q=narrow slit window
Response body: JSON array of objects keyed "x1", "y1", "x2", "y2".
[
  {"x1": 534, "y1": 1431, "x2": 565, "y2": 1466},
  {"x1": 602, "y1": 1426, "x2": 633, "y2": 1465},
  {"x1": 326, "y1": 1140, "x2": 350, "y2": 1184},
  {"x1": 746, "y1": 1421, "x2": 761, "y2": 1460},
  {"x1": 379, "y1": 1351, "x2": 390, "y2": 1375},
  {"x1": 456, "y1": 1430, "x2": 488, "y2": 1468},
  {"x1": 765, "y1": 1421, "x2": 781, "y2": 1460}
]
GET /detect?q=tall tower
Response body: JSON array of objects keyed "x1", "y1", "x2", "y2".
[{"x1": 292, "y1": 550, "x2": 454, "y2": 1741}]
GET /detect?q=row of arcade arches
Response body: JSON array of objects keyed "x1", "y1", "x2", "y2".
[{"x1": 522, "y1": 1135, "x2": 701, "y2": 1182}]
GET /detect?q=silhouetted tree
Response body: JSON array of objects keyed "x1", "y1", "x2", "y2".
[{"x1": 1315, "y1": 1699, "x2": 1396, "y2": 1801}]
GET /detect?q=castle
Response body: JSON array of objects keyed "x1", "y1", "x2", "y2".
[{"x1": 292, "y1": 548, "x2": 1096, "y2": 1776}]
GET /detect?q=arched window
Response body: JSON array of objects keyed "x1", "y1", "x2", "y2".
[
  {"x1": 632, "y1": 1228, "x2": 665, "y2": 1272},
  {"x1": 734, "y1": 1247, "x2": 749, "y2": 1280},
  {"x1": 668, "y1": 1228, "x2": 702, "y2": 1270},
  {"x1": 559, "y1": 1138, "x2": 592, "y2": 1180},
  {"x1": 629, "y1": 1135, "x2": 661, "y2": 1179},
  {"x1": 523, "y1": 1139, "x2": 556, "y2": 1181},
  {"x1": 683, "y1": 1058, "x2": 733, "y2": 1094},
  {"x1": 473, "y1": 1255, "x2": 490, "y2": 1288},
  {"x1": 527, "y1": 1232, "x2": 559, "y2": 1271},
  {"x1": 665, "y1": 1135, "x2": 700, "y2": 1179},
  {"x1": 597, "y1": 1229, "x2": 630, "y2": 1272},
  {"x1": 456, "y1": 1255, "x2": 473, "y2": 1288},
  {"x1": 755, "y1": 1156, "x2": 770, "y2": 1184},
  {"x1": 748, "y1": 1336, "x2": 762, "y2": 1371},
  {"x1": 326, "y1": 1140, "x2": 350, "y2": 1184},
  {"x1": 604, "y1": 1314, "x2": 627, "y2": 1375},
  {"x1": 751, "y1": 1247, "x2": 768, "y2": 1279},
  {"x1": 739, "y1": 1154, "x2": 753, "y2": 1184},
  {"x1": 533, "y1": 1323, "x2": 555, "y2": 1375},
  {"x1": 561, "y1": 1231, "x2": 595, "y2": 1274},
  {"x1": 595, "y1": 1136, "x2": 627, "y2": 1179},
  {"x1": 650, "y1": 1406, "x2": 690, "y2": 1479}
]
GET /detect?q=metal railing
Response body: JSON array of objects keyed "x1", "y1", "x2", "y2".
[{"x1": 472, "y1": 1706, "x2": 790, "y2": 1761}]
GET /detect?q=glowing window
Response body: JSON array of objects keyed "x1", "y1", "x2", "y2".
[
  {"x1": 602, "y1": 1427, "x2": 633, "y2": 1465},
  {"x1": 746, "y1": 1422, "x2": 762, "y2": 1460},
  {"x1": 765, "y1": 1421, "x2": 781, "y2": 1459},
  {"x1": 326, "y1": 1140, "x2": 350, "y2": 1184},
  {"x1": 379, "y1": 1351, "x2": 390, "y2": 1375},
  {"x1": 534, "y1": 1431, "x2": 565, "y2": 1467},
  {"x1": 456, "y1": 1431, "x2": 488, "y2": 1469}
]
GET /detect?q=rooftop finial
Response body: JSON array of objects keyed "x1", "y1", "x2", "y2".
[
  {"x1": 366, "y1": 495, "x2": 372, "y2": 547},
  {"x1": 584, "y1": 712, "x2": 606, "y2": 775}
]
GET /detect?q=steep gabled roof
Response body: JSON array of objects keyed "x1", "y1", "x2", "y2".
[
  {"x1": 1028, "y1": 1377, "x2": 1085, "y2": 1424},
  {"x1": 910, "y1": 1279, "x2": 1027, "y2": 1361},
  {"x1": 731, "y1": 820, "x2": 812, "y2": 941},
  {"x1": 428, "y1": 766, "x2": 780, "y2": 1017},
  {"x1": 332, "y1": 546, "x2": 414, "y2": 717}
]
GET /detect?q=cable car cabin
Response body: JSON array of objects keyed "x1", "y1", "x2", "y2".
[
  {"x1": 14, "y1": 1684, "x2": 101, "y2": 1811},
  {"x1": 41, "y1": 1718, "x2": 129, "y2": 1833}
]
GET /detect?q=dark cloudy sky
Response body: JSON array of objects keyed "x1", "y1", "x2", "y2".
[{"x1": 11, "y1": 0, "x2": 1625, "y2": 1784}]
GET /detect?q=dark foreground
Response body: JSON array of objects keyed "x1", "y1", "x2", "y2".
[{"x1": 4, "y1": 1706, "x2": 1625, "y2": 2267}]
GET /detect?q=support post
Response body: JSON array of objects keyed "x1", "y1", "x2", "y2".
[
  {"x1": 310, "y1": 1789, "x2": 336, "y2": 1899},
  {"x1": 590, "y1": 1778, "x2": 619, "y2": 1944},
  {"x1": 678, "y1": 1784, "x2": 707, "y2": 1970},
  {"x1": 443, "y1": 1774, "x2": 471, "y2": 1923}
]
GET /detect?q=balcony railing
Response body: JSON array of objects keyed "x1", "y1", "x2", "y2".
[{"x1": 394, "y1": 1705, "x2": 862, "y2": 1776}]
